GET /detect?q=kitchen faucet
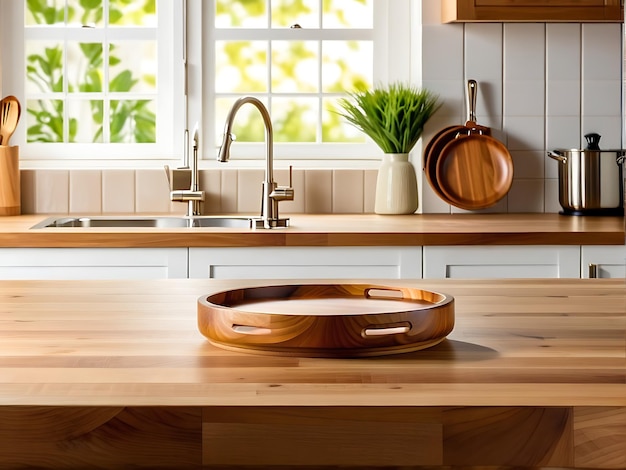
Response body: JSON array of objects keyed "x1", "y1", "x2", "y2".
[
  {"x1": 217, "y1": 96, "x2": 294, "y2": 229},
  {"x1": 166, "y1": 124, "x2": 204, "y2": 216}
]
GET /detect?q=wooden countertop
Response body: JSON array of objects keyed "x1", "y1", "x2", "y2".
[
  {"x1": 0, "y1": 213, "x2": 623, "y2": 247},
  {"x1": 2, "y1": 278, "x2": 624, "y2": 407},
  {"x1": 2, "y1": 278, "x2": 625, "y2": 469}
]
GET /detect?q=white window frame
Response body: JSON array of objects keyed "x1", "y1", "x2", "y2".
[
  {"x1": 0, "y1": 0, "x2": 415, "y2": 168},
  {"x1": 0, "y1": 0, "x2": 184, "y2": 162},
  {"x1": 186, "y1": 0, "x2": 412, "y2": 166}
]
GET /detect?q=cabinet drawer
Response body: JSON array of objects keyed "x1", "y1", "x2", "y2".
[
  {"x1": 581, "y1": 245, "x2": 626, "y2": 278},
  {"x1": 188, "y1": 247, "x2": 422, "y2": 280},
  {"x1": 423, "y1": 246, "x2": 580, "y2": 279},
  {"x1": 0, "y1": 248, "x2": 188, "y2": 280}
]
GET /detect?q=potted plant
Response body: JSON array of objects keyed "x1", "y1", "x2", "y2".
[{"x1": 337, "y1": 82, "x2": 441, "y2": 214}]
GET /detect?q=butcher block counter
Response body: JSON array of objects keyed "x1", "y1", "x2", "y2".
[
  {"x1": 0, "y1": 213, "x2": 623, "y2": 246},
  {"x1": 1, "y1": 278, "x2": 624, "y2": 469}
]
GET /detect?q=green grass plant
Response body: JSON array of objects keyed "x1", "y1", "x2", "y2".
[{"x1": 337, "y1": 82, "x2": 441, "y2": 154}]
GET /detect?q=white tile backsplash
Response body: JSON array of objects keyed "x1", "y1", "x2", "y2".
[
  {"x1": 422, "y1": 24, "x2": 464, "y2": 81},
  {"x1": 582, "y1": 23, "x2": 622, "y2": 80},
  {"x1": 582, "y1": 80, "x2": 622, "y2": 117},
  {"x1": 546, "y1": 116, "x2": 581, "y2": 151},
  {"x1": 511, "y1": 150, "x2": 544, "y2": 179},
  {"x1": 546, "y1": 24, "x2": 581, "y2": 80},
  {"x1": 504, "y1": 116, "x2": 546, "y2": 151},
  {"x1": 581, "y1": 116, "x2": 623, "y2": 148},
  {"x1": 504, "y1": 80, "x2": 545, "y2": 116},
  {"x1": 508, "y1": 179, "x2": 544, "y2": 213},
  {"x1": 422, "y1": 80, "x2": 466, "y2": 118},
  {"x1": 465, "y1": 23, "x2": 503, "y2": 82},
  {"x1": 504, "y1": 24, "x2": 546, "y2": 81},
  {"x1": 547, "y1": 80, "x2": 581, "y2": 117}
]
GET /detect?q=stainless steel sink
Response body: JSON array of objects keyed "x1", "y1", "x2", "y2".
[{"x1": 30, "y1": 215, "x2": 262, "y2": 229}]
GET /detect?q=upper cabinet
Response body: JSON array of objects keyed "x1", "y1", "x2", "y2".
[{"x1": 441, "y1": 0, "x2": 624, "y2": 23}]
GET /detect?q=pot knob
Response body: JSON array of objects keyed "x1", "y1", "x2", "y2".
[{"x1": 584, "y1": 133, "x2": 601, "y2": 150}]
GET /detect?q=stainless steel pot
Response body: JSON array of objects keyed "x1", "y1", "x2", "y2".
[{"x1": 548, "y1": 133, "x2": 625, "y2": 216}]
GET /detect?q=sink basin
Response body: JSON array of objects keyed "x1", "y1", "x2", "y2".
[{"x1": 30, "y1": 215, "x2": 261, "y2": 229}]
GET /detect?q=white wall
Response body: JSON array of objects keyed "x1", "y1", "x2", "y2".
[{"x1": 417, "y1": 1, "x2": 623, "y2": 214}]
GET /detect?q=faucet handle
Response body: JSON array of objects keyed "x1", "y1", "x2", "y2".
[
  {"x1": 270, "y1": 165, "x2": 295, "y2": 201},
  {"x1": 270, "y1": 186, "x2": 294, "y2": 201}
]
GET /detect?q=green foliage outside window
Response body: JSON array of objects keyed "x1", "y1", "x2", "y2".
[
  {"x1": 215, "y1": 0, "x2": 373, "y2": 145},
  {"x1": 25, "y1": 0, "x2": 156, "y2": 144}
]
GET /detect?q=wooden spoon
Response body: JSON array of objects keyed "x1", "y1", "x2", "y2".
[{"x1": 0, "y1": 96, "x2": 21, "y2": 146}]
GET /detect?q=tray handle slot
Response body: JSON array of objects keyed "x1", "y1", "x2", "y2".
[
  {"x1": 364, "y1": 287, "x2": 404, "y2": 300},
  {"x1": 362, "y1": 322, "x2": 411, "y2": 338},
  {"x1": 232, "y1": 324, "x2": 273, "y2": 336}
]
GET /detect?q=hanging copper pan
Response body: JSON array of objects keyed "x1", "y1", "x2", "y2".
[
  {"x1": 435, "y1": 129, "x2": 513, "y2": 210},
  {"x1": 423, "y1": 80, "x2": 490, "y2": 200}
]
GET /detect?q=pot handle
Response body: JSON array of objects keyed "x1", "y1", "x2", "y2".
[{"x1": 547, "y1": 150, "x2": 567, "y2": 163}]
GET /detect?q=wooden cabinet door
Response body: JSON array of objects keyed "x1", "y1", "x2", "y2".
[{"x1": 442, "y1": 0, "x2": 623, "y2": 22}]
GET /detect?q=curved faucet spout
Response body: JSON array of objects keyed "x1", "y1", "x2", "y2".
[
  {"x1": 217, "y1": 96, "x2": 292, "y2": 229},
  {"x1": 217, "y1": 96, "x2": 273, "y2": 184}
]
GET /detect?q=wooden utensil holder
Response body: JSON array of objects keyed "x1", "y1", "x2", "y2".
[{"x1": 0, "y1": 146, "x2": 20, "y2": 216}]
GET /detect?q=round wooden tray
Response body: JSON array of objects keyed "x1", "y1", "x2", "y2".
[{"x1": 197, "y1": 284, "x2": 455, "y2": 357}]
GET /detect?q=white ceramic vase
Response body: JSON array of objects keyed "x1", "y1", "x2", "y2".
[{"x1": 374, "y1": 153, "x2": 418, "y2": 215}]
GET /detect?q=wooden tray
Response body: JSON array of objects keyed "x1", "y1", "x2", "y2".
[{"x1": 197, "y1": 284, "x2": 454, "y2": 357}]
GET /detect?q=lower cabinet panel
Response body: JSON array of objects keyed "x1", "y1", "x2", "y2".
[
  {"x1": 0, "y1": 248, "x2": 188, "y2": 279},
  {"x1": 581, "y1": 245, "x2": 626, "y2": 278},
  {"x1": 188, "y1": 246, "x2": 423, "y2": 279},
  {"x1": 423, "y1": 245, "x2": 581, "y2": 279}
]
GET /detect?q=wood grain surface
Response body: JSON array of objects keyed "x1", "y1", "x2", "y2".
[
  {"x1": 198, "y1": 284, "x2": 455, "y2": 357},
  {"x1": 0, "y1": 213, "x2": 623, "y2": 246},
  {"x1": 0, "y1": 278, "x2": 624, "y2": 468},
  {"x1": 0, "y1": 146, "x2": 20, "y2": 216},
  {"x1": 436, "y1": 133, "x2": 513, "y2": 210}
]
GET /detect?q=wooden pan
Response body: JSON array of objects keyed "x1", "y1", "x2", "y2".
[
  {"x1": 424, "y1": 124, "x2": 467, "y2": 199},
  {"x1": 198, "y1": 284, "x2": 455, "y2": 357},
  {"x1": 423, "y1": 80, "x2": 490, "y2": 200},
  {"x1": 435, "y1": 132, "x2": 513, "y2": 210}
]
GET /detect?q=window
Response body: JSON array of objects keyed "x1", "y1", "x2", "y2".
[
  {"x1": 1, "y1": 0, "x2": 411, "y2": 164},
  {"x1": 1, "y1": 0, "x2": 183, "y2": 160},
  {"x1": 192, "y1": 0, "x2": 410, "y2": 162}
]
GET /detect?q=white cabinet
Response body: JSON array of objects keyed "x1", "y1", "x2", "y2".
[
  {"x1": 581, "y1": 245, "x2": 626, "y2": 278},
  {"x1": 423, "y1": 246, "x2": 581, "y2": 279},
  {"x1": 188, "y1": 247, "x2": 422, "y2": 280},
  {"x1": 2, "y1": 244, "x2": 621, "y2": 280},
  {"x1": 0, "y1": 248, "x2": 188, "y2": 280}
]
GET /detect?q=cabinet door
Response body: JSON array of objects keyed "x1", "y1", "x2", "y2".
[
  {"x1": 188, "y1": 247, "x2": 422, "y2": 280},
  {"x1": 423, "y1": 246, "x2": 580, "y2": 279},
  {"x1": 0, "y1": 248, "x2": 188, "y2": 280},
  {"x1": 581, "y1": 245, "x2": 626, "y2": 278},
  {"x1": 442, "y1": 0, "x2": 623, "y2": 22}
]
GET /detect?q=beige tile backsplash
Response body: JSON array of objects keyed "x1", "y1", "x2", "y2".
[
  {"x1": 19, "y1": 168, "x2": 382, "y2": 215},
  {"x1": 102, "y1": 170, "x2": 135, "y2": 213},
  {"x1": 70, "y1": 170, "x2": 101, "y2": 213}
]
